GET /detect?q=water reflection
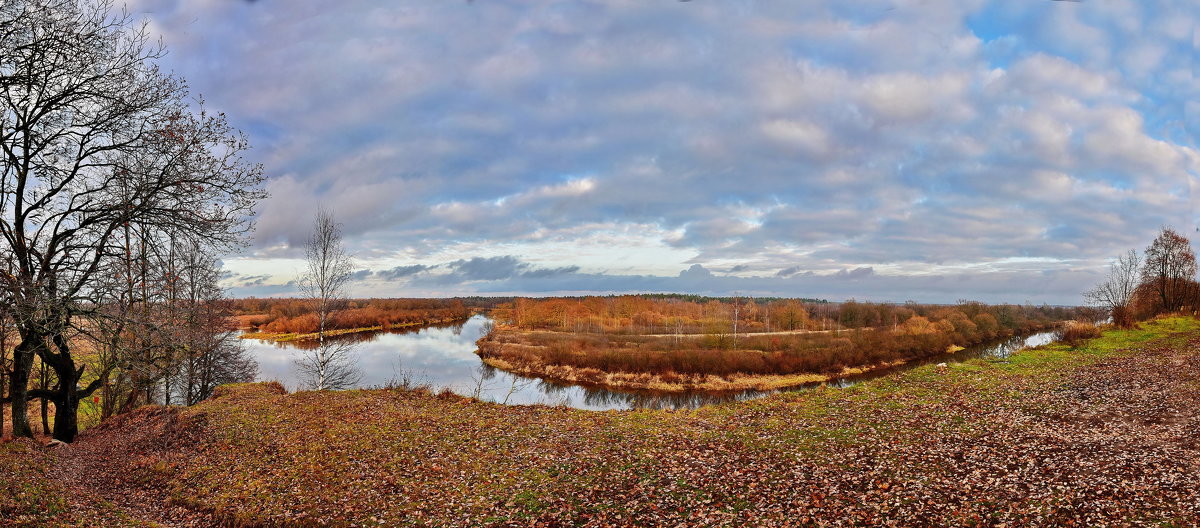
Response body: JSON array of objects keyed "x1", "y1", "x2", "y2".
[{"x1": 241, "y1": 315, "x2": 1061, "y2": 411}]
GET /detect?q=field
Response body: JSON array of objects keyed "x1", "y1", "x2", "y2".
[{"x1": 3, "y1": 316, "x2": 1198, "y2": 526}]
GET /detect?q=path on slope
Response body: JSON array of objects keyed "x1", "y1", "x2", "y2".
[{"x1": 45, "y1": 407, "x2": 216, "y2": 528}]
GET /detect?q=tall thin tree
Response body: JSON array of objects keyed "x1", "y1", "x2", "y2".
[{"x1": 295, "y1": 209, "x2": 359, "y2": 390}]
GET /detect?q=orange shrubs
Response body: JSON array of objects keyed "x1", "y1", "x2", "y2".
[
  {"x1": 1060, "y1": 323, "x2": 1102, "y2": 347},
  {"x1": 478, "y1": 298, "x2": 1098, "y2": 383},
  {"x1": 235, "y1": 298, "x2": 473, "y2": 335}
]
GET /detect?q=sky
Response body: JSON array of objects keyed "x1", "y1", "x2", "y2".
[{"x1": 125, "y1": 0, "x2": 1198, "y2": 304}]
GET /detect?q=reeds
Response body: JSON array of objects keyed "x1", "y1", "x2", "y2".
[
  {"x1": 1059, "y1": 322, "x2": 1103, "y2": 347},
  {"x1": 479, "y1": 318, "x2": 1062, "y2": 380}
]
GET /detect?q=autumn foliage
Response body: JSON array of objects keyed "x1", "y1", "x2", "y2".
[
  {"x1": 1089, "y1": 228, "x2": 1200, "y2": 327},
  {"x1": 479, "y1": 296, "x2": 1096, "y2": 384},
  {"x1": 231, "y1": 298, "x2": 473, "y2": 335}
]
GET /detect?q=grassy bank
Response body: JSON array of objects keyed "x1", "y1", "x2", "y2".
[
  {"x1": 477, "y1": 354, "x2": 900, "y2": 391},
  {"x1": 4, "y1": 316, "x2": 1199, "y2": 526}
]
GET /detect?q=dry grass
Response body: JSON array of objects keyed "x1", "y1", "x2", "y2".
[
  {"x1": 480, "y1": 356, "x2": 838, "y2": 391},
  {"x1": 1060, "y1": 321, "x2": 1104, "y2": 347},
  {"x1": 475, "y1": 318, "x2": 1061, "y2": 391},
  {"x1": 232, "y1": 297, "x2": 473, "y2": 336},
  {"x1": 239, "y1": 316, "x2": 466, "y2": 343}
]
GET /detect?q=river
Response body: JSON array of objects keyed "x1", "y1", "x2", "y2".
[{"x1": 240, "y1": 314, "x2": 1061, "y2": 411}]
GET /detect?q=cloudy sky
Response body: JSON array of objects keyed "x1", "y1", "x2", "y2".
[{"x1": 127, "y1": 0, "x2": 1197, "y2": 304}]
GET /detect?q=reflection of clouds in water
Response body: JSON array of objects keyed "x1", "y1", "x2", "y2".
[
  {"x1": 251, "y1": 344, "x2": 299, "y2": 389},
  {"x1": 975, "y1": 330, "x2": 1060, "y2": 359},
  {"x1": 241, "y1": 317, "x2": 1063, "y2": 411},
  {"x1": 242, "y1": 314, "x2": 759, "y2": 410}
]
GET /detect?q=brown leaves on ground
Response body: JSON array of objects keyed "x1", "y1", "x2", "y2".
[{"x1": 5, "y1": 318, "x2": 1200, "y2": 527}]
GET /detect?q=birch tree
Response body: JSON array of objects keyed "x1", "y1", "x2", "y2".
[{"x1": 295, "y1": 209, "x2": 359, "y2": 390}]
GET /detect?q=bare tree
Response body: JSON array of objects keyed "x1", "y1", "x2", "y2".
[
  {"x1": 1084, "y1": 249, "x2": 1140, "y2": 327},
  {"x1": 294, "y1": 209, "x2": 358, "y2": 390},
  {"x1": 1140, "y1": 227, "x2": 1198, "y2": 314},
  {"x1": 467, "y1": 363, "x2": 497, "y2": 400},
  {"x1": 301, "y1": 209, "x2": 353, "y2": 343},
  {"x1": 501, "y1": 375, "x2": 535, "y2": 405},
  {"x1": 0, "y1": 0, "x2": 265, "y2": 441},
  {"x1": 170, "y1": 241, "x2": 257, "y2": 405},
  {"x1": 731, "y1": 293, "x2": 741, "y2": 348}
]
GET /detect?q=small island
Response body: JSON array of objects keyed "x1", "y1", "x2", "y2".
[{"x1": 475, "y1": 296, "x2": 1096, "y2": 391}]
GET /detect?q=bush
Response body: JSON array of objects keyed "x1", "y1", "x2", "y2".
[{"x1": 1060, "y1": 323, "x2": 1102, "y2": 347}]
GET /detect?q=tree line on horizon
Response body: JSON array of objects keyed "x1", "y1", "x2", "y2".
[
  {"x1": 491, "y1": 295, "x2": 1096, "y2": 337},
  {"x1": 233, "y1": 297, "x2": 474, "y2": 335}
]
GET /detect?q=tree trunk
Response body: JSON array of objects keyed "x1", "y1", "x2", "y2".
[
  {"x1": 50, "y1": 390, "x2": 78, "y2": 442},
  {"x1": 40, "y1": 396, "x2": 49, "y2": 435},
  {"x1": 42, "y1": 334, "x2": 89, "y2": 443},
  {"x1": 39, "y1": 362, "x2": 51, "y2": 435},
  {"x1": 8, "y1": 339, "x2": 36, "y2": 438},
  {"x1": 0, "y1": 355, "x2": 6, "y2": 439},
  {"x1": 47, "y1": 356, "x2": 81, "y2": 443}
]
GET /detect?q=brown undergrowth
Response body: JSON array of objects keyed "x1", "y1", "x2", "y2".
[
  {"x1": 478, "y1": 354, "x2": 896, "y2": 391},
  {"x1": 232, "y1": 297, "x2": 475, "y2": 340},
  {"x1": 475, "y1": 322, "x2": 1058, "y2": 391}
]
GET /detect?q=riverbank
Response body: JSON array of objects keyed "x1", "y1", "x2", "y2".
[
  {"x1": 239, "y1": 315, "x2": 471, "y2": 342},
  {"x1": 475, "y1": 324, "x2": 1052, "y2": 392},
  {"x1": 5, "y1": 316, "x2": 1198, "y2": 526},
  {"x1": 478, "y1": 354, "x2": 905, "y2": 391}
]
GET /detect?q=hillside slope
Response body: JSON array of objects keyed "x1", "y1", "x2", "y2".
[{"x1": 4, "y1": 317, "x2": 1199, "y2": 527}]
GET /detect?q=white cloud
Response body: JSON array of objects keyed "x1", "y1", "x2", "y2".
[
  {"x1": 760, "y1": 119, "x2": 833, "y2": 159},
  {"x1": 129, "y1": 0, "x2": 1199, "y2": 304}
]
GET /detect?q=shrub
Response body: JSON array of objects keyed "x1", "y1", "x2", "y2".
[{"x1": 1060, "y1": 323, "x2": 1102, "y2": 347}]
